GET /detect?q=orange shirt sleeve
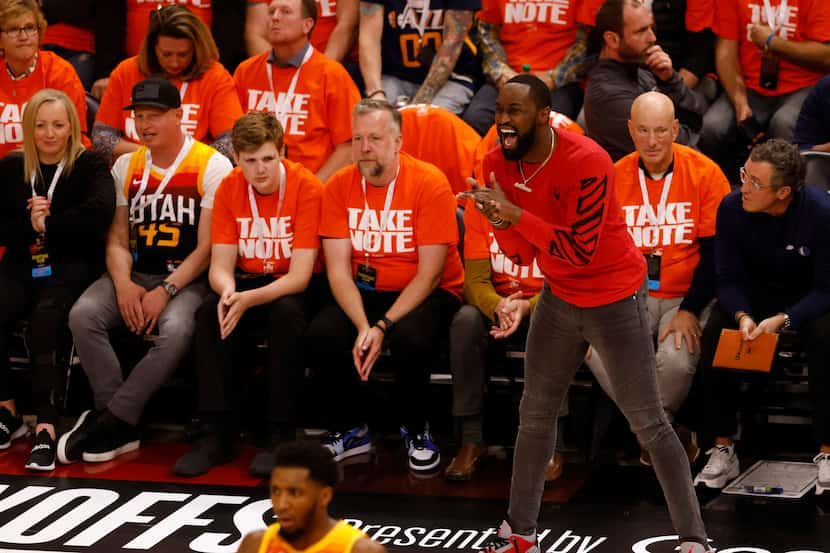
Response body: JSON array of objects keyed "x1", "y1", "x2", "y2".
[
  {"x1": 712, "y1": 0, "x2": 740, "y2": 40},
  {"x1": 577, "y1": 0, "x2": 605, "y2": 26},
  {"x1": 685, "y1": 0, "x2": 715, "y2": 32},
  {"x1": 463, "y1": 199, "x2": 493, "y2": 260},
  {"x1": 96, "y1": 59, "x2": 133, "y2": 130},
  {"x1": 211, "y1": 171, "x2": 243, "y2": 245},
  {"x1": 803, "y1": 0, "x2": 830, "y2": 42},
  {"x1": 319, "y1": 170, "x2": 351, "y2": 239},
  {"x1": 325, "y1": 64, "x2": 361, "y2": 146},
  {"x1": 414, "y1": 166, "x2": 459, "y2": 246},
  {"x1": 478, "y1": 0, "x2": 501, "y2": 24},
  {"x1": 290, "y1": 164, "x2": 324, "y2": 249},
  {"x1": 205, "y1": 63, "x2": 244, "y2": 139}
]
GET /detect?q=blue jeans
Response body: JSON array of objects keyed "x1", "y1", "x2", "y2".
[
  {"x1": 381, "y1": 74, "x2": 474, "y2": 115},
  {"x1": 508, "y1": 281, "x2": 707, "y2": 545}
]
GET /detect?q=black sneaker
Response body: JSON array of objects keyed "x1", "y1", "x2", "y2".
[
  {"x1": 81, "y1": 411, "x2": 140, "y2": 463},
  {"x1": 0, "y1": 406, "x2": 28, "y2": 449},
  {"x1": 25, "y1": 430, "x2": 56, "y2": 471},
  {"x1": 173, "y1": 434, "x2": 235, "y2": 477},
  {"x1": 57, "y1": 409, "x2": 99, "y2": 464}
]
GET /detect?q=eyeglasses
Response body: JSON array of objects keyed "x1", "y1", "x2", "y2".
[
  {"x1": 1, "y1": 24, "x2": 38, "y2": 38},
  {"x1": 739, "y1": 166, "x2": 775, "y2": 191}
]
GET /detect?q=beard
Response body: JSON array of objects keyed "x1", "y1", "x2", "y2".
[
  {"x1": 618, "y1": 40, "x2": 651, "y2": 64},
  {"x1": 357, "y1": 159, "x2": 384, "y2": 178},
  {"x1": 500, "y1": 127, "x2": 536, "y2": 161}
]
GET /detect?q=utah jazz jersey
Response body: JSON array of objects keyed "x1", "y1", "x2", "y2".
[
  {"x1": 258, "y1": 520, "x2": 364, "y2": 553},
  {"x1": 122, "y1": 139, "x2": 215, "y2": 275}
]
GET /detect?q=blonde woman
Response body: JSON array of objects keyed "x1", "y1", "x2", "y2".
[
  {"x1": 93, "y1": 4, "x2": 242, "y2": 163},
  {"x1": 0, "y1": 0, "x2": 89, "y2": 158},
  {"x1": 0, "y1": 89, "x2": 114, "y2": 471}
]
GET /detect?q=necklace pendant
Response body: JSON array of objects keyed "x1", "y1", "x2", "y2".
[{"x1": 515, "y1": 181, "x2": 533, "y2": 193}]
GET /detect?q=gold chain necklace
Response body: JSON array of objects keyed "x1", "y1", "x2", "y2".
[{"x1": 515, "y1": 128, "x2": 556, "y2": 193}]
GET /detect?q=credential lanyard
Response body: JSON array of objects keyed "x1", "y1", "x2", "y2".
[
  {"x1": 30, "y1": 162, "x2": 64, "y2": 200},
  {"x1": 129, "y1": 135, "x2": 194, "y2": 221},
  {"x1": 360, "y1": 165, "x2": 399, "y2": 259},
  {"x1": 247, "y1": 161, "x2": 287, "y2": 236},
  {"x1": 265, "y1": 45, "x2": 314, "y2": 122},
  {"x1": 637, "y1": 167, "x2": 673, "y2": 227},
  {"x1": 762, "y1": 0, "x2": 789, "y2": 32}
]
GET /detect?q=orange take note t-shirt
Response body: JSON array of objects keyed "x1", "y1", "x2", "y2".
[
  {"x1": 320, "y1": 152, "x2": 465, "y2": 298},
  {"x1": 614, "y1": 143, "x2": 730, "y2": 299},
  {"x1": 234, "y1": 48, "x2": 360, "y2": 174},
  {"x1": 714, "y1": 0, "x2": 830, "y2": 95},
  {"x1": 0, "y1": 50, "x2": 88, "y2": 158},
  {"x1": 212, "y1": 160, "x2": 323, "y2": 277},
  {"x1": 463, "y1": 200, "x2": 544, "y2": 297},
  {"x1": 96, "y1": 57, "x2": 242, "y2": 145},
  {"x1": 479, "y1": 0, "x2": 579, "y2": 73},
  {"x1": 399, "y1": 104, "x2": 480, "y2": 196},
  {"x1": 125, "y1": 0, "x2": 212, "y2": 57}
]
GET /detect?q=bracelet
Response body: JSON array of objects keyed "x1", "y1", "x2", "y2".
[
  {"x1": 380, "y1": 315, "x2": 394, "y2": 331},
  {"x1": 490, "y1": 217, "x2": 511, "y2": 230},
  {"x1": 373, "y1": 322, "x2": 386, "y2": 334},
  {"x1": 736, "y1": 312, "x2": 752, "y2": 325},
  {"x1": 367, "y1": 89, "x2": 387, "y2": 99},
  {"x1": 764, "y1": 32, "x2": 776, "y2": 51}
]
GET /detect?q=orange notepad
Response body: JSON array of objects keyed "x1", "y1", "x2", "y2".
[{"x1": 713, "y1": 329, "x2": 779, "y2": 372}]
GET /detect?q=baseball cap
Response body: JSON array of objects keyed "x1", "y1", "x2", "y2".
[{"x1": 123, "y1": 77, "x2": 181, "y2": 111}]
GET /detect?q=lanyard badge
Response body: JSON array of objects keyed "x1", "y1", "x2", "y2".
[{"x1": 30, "y1": 233, "x2": 52, "y2": 278}]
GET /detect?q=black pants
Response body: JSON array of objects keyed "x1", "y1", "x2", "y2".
[
  {"x1": 194, "y1": 275, "x2": 326, "y2": 441},
  {"x1": 305, "y1": 287, "x2": 460, "y2": 433},
  {"x1": 0, "y1": 263, "x2": 99, "y2": 424},
  {"x1": 700, "y1": 299, "x2": 830, "y2": 446}
]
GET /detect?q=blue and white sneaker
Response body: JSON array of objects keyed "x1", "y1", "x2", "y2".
[
  {"x1": 321, "y1": 425, "x2": 372, "y2": 462},
  {"x1": 401, "y1": 424, "x2": 440, "y2": 473}
]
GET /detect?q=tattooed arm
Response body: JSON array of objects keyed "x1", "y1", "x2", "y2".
[
  {"x1": 478, "y1": 19, "x2": 516, "y2": 89},
  {"x1": 412, "y1": 9, "x2": 475, "y2": 104},
  {"x1": 359, "y1": 1, "x2": 385, "y2": 97},
  {"x1": 549, "y1": 25, "x2": 589, "y2": 89}
]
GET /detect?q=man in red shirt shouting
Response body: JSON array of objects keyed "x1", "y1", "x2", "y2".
[{"x1": 459, "y1": 74, "x2": 712, "y2": 553}]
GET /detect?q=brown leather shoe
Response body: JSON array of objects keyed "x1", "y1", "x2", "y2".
[
  {"x1": 640, "y1": 425, "x2": 700, "y2": 467},
  {"x1": 445, "y1": 443, "x2": 485, "y2": 481},
  {"x1": 675, "y1": 424, "x2": 700, "y2": 465},
  {"x1": 545, "y1": 452, "x2": 564, "y2": 482}
]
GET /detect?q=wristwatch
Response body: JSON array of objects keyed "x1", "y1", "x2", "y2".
[{"x1": 161, "y1": 280, "x2": 179, "y2": 298}]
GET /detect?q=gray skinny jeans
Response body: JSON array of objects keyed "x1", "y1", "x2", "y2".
[
  {"x1": 68, "y1": 272, "x2": 209, "y2": 425},
  {"x1": 508, "y1": 281, "x2": 707, "y2": 545}
]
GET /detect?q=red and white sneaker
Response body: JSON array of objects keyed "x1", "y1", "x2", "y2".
[
  {"x1": 480, "y1": 521, "x2": 539, "y2": 553},
  {"x1": 679, "y1": 541, "x2": 714, "y2": 553}
]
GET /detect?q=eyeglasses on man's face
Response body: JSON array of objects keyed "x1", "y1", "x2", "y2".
[
  {"x1": 1, "y1": 24, "x2": 38, "y2": 38},
  {"x1": 739, "y1": 166, "x2": 776, "y2": 191}
]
